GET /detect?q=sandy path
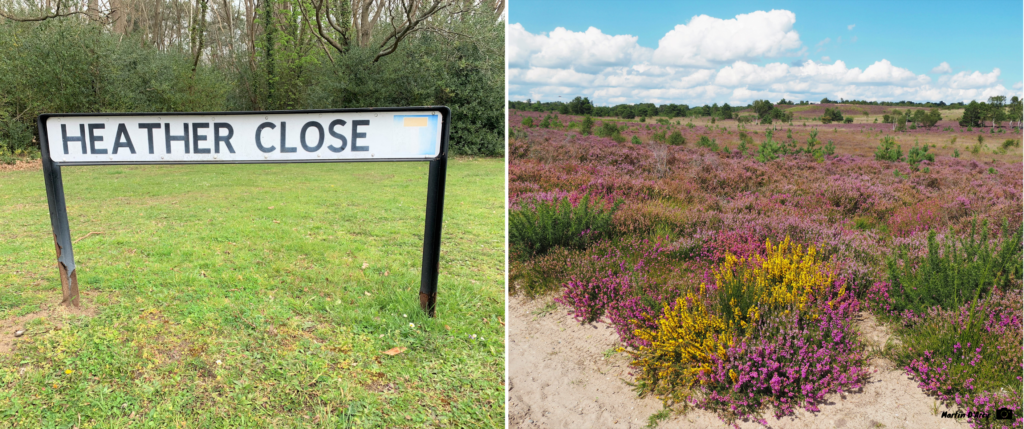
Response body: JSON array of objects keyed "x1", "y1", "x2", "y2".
[{"x1": 508, "y1": 294, "x2": 969, "y2": 429}]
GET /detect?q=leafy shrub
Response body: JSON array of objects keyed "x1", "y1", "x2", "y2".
[
  {"x1": 651, "y1": 131, "x2": 667, "y2": 143},
  {"x1": 596, "y1": 121, "x2": 619, "y2": 137},
  {"x1": 509, "y1": 195, "x2": 621, "y2": 258},
  {"x1": 824, "y1": 140, "x2": 835, "y2": 156},
  {"x1": 696, "y1": 135, "x2": 718, "y2": 151},
  {"x1": 1002, "y1": 139, "x2": 1019, "y2": 150},
  {"x1": 874, "y1": 135, "x2": 903, "y2": 162},
  {"x1": 843, "y1": 117, "x2": 854, "y2": 124},
  {"x1": 907, "y1": 144, "x2": 934, "y2": 168},
  {"x1": 667, "y1": 131, "x2": 685, "y2": 146},
  {"x1": 821, "y1": 107, "x2": 844, "y2": 124},
  {"x1": 884, "y1": 221, "x2": 1022, "y2": 315},
  {"x1": 755, "y1": 129, "x2": 781, "y2": 162},
  {"x1": 631, "y1": 135, "x2": 642, "y2": 145},
  {"x1": 581, "y1": 116, "x2": 595, "y2": 135},
  {"x1": 521, "y1": 116, "x2": 534, "y2": 128}
]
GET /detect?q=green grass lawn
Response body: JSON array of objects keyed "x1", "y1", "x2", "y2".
[{"x1": 0, "y1": 158, "x2": 504, "y2": 428}]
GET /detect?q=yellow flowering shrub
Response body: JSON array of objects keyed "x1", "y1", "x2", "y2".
[
  {"x1": 715, "y1": 237, "x2": 837, "y2": 332},
  {"x1": 628, "y1": 285, "x2": 731, "y2": 402},
  {"x1": 628, "y1": 237, "x2": 837, "y2": 402}
]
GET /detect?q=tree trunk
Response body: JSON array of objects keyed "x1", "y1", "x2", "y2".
[{"x1": 87, "y1": 0, "x2": 99, "y2": 22}]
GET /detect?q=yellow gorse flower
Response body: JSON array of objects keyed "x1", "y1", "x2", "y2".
[{"x1": 631, "y1": 285, "x2": 732, "y2": 392}]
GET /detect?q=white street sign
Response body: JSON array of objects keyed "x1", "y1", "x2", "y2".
[{"x1": 44, "y1": 109, "x2": 444, "y2": 164}]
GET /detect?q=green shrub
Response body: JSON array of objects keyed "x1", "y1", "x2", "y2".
[
  {"x1": 696, "y1": 135, "x2": 718, "y2": 151},
  {"x1": 843, "y1": 117, "x2": 854, "y2": 124},
  {"x1": 886, "y1": 221, "x2": 1023, "y2": 314},
  {"x1": 521, "y1": 117, "x2": 534, "y2": 128},
  {"x1": 581, "y1": 116, "x2": 595, "y2": 135},
  {"x1": 667, "y1": 131, "x2": 685, "y2": 146},
  {"x1": 595, "y1": 121, "x2": 619, "y2": 137},
  {"x1": 907, "y1": 144, "x2": 934, "y2": 168},
  {"x1": 611, "y1": 132, "x2": 626, "y2": 143},
  {"x1": 821, "y1": 107, "x2": 844, "y2": 124},
  {"x1": 755, "y1": 129, "x2": 781, "y2": 162},
  {"x1": 823, "y1": 140, "x2": 835, "y2": 156},
  {"x1": 874, "y1": 135, "x2": 903, "y2": 162},
  {"x1": 631, "y1": 135, "x2": 642, "y2": 145},
  {"x1": 509, "y1": 195, "x2": 622, "y2": 258},
  {"x1": 1002, "y1": 139, "x2": 1019, "y2": 150},
  {"x1": 953, "y1": 149, "x2": 960, "y2": 158},
  {"x1": 651, "y1": 131, "x2": 667, "y2": 143}
]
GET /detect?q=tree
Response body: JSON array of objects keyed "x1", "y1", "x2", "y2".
[
  {"x1": 960, "y1": 101, "x2": 984, "y2": 127},
  {"x1": 920, "y1": 109, "x2": 941, "y2": 129},
  {"x1": 753, "y1": 99, "x2": 774, "y2": 121},
  {"x1": 719, "y1": 103, "x2": 733, "y2": 119},
  {"x1": 821, "y1": 107, "x2": 843, "y2": 124},
  {"x1": 1009, "y1": 96, "x2": 1023, "y2": 128},
  {"x1": 617, "y1": 105, "x2": 635, "y2": 119},
  {"x1": 568, "y1": 96, "x2": 593, "y2": 115}
]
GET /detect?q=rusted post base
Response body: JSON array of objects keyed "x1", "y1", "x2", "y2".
[
  {"x1": 419, "y1": 292, "x2": 437, "y2": 318},
  {"x1": 53, "y1": 235, "x2": 80, "y2": 308}
]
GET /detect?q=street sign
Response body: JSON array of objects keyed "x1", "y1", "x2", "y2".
[{"x1": 38, "y1": 107, "x2": 450, "y2": 316}]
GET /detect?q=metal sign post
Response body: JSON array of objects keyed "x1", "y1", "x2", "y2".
[{"x1": 37, "y1": 106, "x2": 450, "y2": 316}]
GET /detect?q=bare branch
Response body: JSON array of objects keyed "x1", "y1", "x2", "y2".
[{"x1": 0, "y1": 3, "x2": 91, "y2": 22}]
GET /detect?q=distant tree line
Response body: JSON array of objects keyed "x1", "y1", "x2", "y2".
[{"x1": 509, "y1": 95, "x2": 1018, "y2": 123}]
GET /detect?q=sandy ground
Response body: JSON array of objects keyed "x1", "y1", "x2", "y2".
[{"x1": 508, "y1": 294, "x2": 970, "y2": 429}]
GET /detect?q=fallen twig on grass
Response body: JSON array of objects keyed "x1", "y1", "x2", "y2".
[{"x1": 73, "y1": 231, "x2": 103, "y2": 244}]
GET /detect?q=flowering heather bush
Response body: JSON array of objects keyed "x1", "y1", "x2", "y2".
[
  {"x1": 626, "y1": 238, "x2": 865, "y2": 424},
  {"x1": 889, "y1": 288, "x2": 1023, "y2": 428}
]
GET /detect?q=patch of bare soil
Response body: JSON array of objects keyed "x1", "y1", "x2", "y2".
[
  {"x1": 0, "y1": 159, "x2": 40, "y2": 172},
  {"x1": 0, "y1": 293, "x2": 98, "y2": 355},
  {"x1": 509, "y1": 294, "x2": 968, "y2": 429}
]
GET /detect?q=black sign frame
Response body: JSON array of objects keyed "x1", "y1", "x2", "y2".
[{"x1": 38, "y1": 106, "x2": 450, "y2": 316}]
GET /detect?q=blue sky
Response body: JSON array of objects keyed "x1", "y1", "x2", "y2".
[{"x1": 508, "y1": 0, "x2": 1023, "y2": 106}]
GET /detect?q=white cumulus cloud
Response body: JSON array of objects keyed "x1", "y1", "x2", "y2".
[
  {"x1": 507, "y1": 10, "x2": 1012, "y2": 106},
  {"x1": 848, "y1": 24, "x2": 855, "y2": 30},
  {"x1": 931, "y1": 62, "x2": 952, "y2": 74},
  {"x1": 651, "y1": 10, "x2": 802, "y2": 67},
  {"x1": 940, "y1": 68, "x2": 1001, "y2": 89},
  {"x1": 507, "y1": 23, "x2": 650, "y2": 72}
]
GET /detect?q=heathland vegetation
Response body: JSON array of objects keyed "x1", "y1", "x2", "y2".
[{"x1": 509, "y1": 101, "x2": 1022, "y2": 427}]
